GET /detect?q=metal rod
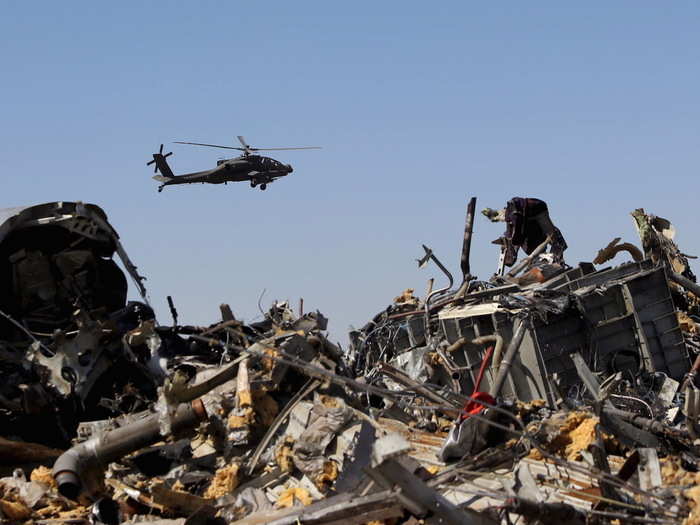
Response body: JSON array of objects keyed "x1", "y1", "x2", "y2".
[
  {"x1": 461, "y1": 197, "x2": 477, "y2": 282},
  {"x1": 506, "y1": 234, "x2": 552, "y2": 278},
  {"x1": 670, "y1": 270, "x2": 700, "y2": 298}
]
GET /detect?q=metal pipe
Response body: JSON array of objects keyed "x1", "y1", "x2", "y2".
[
  {"x1": 424, "y1": 252, "x2": 454, "y2": 309},
  {"x1": 376, "y1": 363, "x2": 459, "y2": 408},
  {"x1": 460, "y1": 197, "x2": 477, "y2": 282},
  {"x1": 420, "y1": 245, "x2": 454, "y2": 342},
  {"x1": 445, "y1": 335, "x2": 504, "y2": 373},
  {"x1": 505, "y1": 235, "x2": 552, "y2": 278},
  {"x1": 445, "y1": 337, "x2": 469, "y2": 354},
  {"x1": 179, "y1": 355, "x2": 245, "y2": 402},
  {"x1": 603, "y1": 406, "x2": 686, "y2": 437},
  {"x1": 436, "y1": 335, "x2": 503, "y2": 393},
  {"x1": 669, "y1": 271, "x2": 700, "y2": 298},
  {"x1": 424, "y1": 278, "x2": 434, "y2": 299},
  {"x1": 475, "y1": 335, "x2": 505, "y2": 374},
  {"x1": 452, "y1": 280, "x2": 469, "y2": 301},
  {"x1": 53, "y1": 400, "x2": 208, "y2": 500},
  {"x1": 488, "y1": 321, "x2": 527, "y2": 397}
]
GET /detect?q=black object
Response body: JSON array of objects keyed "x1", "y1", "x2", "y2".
[{"x1": 148, "y1": 135, "x2": 320, "y2": 192}]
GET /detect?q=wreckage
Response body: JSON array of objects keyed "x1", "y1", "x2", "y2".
[{"x1": 2, "y1": 198, "x2": 700, "y2": 524}]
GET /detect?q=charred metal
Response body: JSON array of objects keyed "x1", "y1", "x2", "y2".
[{"x1": 1, "y1": 197, "x2": 699, "y2": 524}]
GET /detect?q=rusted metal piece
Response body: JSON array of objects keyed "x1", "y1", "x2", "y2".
[
  {"x1": 461, "y1": 196, "x2": 477, "y2": 282},
  {"x1": 593, "y1": 237, "x2": 644, "y2": 265},
  {"x1": 191, "y1": 398, "x2": 207, "y2": 419}
]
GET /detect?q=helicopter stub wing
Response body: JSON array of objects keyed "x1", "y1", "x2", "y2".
[{"x1": 176, "y1": 167, "x2": 224, "y2": 182}]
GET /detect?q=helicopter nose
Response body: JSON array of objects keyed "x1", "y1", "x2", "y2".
[{"x1": 286, "y1": 164, "x2": 293, "y2": 173}]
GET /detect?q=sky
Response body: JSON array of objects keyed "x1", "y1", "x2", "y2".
[{"x1": 1, "y1": 2, "x2": 699, "y2": 345}]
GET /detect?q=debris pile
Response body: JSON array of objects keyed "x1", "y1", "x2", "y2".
[{"x1": 2, "y1": 199, "x2": 700, "y2": 524}]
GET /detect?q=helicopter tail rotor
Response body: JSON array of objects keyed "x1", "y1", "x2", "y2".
[
  {"x1": 147, "y1": 144, "x2": 175, "y2": 179},
  {"x1": 147, "y1": 144, "x2": 173, "y2": 173}
]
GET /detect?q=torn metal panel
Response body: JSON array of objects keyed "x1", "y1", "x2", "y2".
[
  {"x1": 637, "y1": 448, "x2": 662, "y2": 491},
  {"x1": 514, "y1": 263, "x2": 690, "y2": 405}
]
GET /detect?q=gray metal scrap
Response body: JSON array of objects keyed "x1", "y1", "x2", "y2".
[{"x1": 436, "y1": 260, "x2": 691, "y2": 405}]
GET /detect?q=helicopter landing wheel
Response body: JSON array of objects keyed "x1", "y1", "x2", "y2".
[
  {"x1": 260, "y1": 184, "x2": 267, "y2": 191},
  {"x1": 250, "y1": 180, "x2": 257, "y2": 188},
  {"x1": 158, "y1": 186, "x2": 163, "y2": 193}
]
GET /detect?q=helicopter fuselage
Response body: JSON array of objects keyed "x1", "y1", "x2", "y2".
[
  {"x1": 148, "y1": 136, "x2": 316, "y2": 192},
  {"x1": 153, "y1": 154, "x2": 293, "y2": 190}
]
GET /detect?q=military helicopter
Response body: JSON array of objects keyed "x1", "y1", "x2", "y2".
[{"x1": 147, "y1": 136, "x2": 320, "y2": 192}]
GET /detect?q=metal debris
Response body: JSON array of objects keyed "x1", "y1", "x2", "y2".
[{"x1": 1, "y1": 197, "x2": 700, "y2": 524}]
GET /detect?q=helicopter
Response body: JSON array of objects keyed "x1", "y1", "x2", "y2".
[{"x1": 147, "y1": 136, "x2": 320, "y2": 192}]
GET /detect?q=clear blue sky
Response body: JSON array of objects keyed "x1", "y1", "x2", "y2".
[{"x1": 1, "y1": 2, "x2": 698, "y2": 344}]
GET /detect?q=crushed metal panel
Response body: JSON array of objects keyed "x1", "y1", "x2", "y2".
[
  {"x1": 552, "y1": 258, "x2": 655, "y2": 292},
  {"x1": 438, "y1": 302, "x2": 503, "y2": 320},
  {"x1": 523, "y1": 264, "x2": 690, "y2": 405}
]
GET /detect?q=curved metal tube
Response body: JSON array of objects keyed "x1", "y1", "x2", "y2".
[
  {"x1": 488, "y1": 321, "x2": 527, "y2": 397},
  {"x1": 53, "y1": 400, "x2": 207, "y2": 500},
  {"x1": 439, "y1": 335, "x2": 504, "y2": 393},
  {"x1": 445, "y1": 335, "x2": 504, "y2": 372},
  {"x1": 424, "y1": 261, "x2": 454, "y2": 311},
  {"x1": 420, "y1": 246, "x2": 454, "y2": 342},
  {"x1": 474, "y1": 335, "x2": 505, "y2": 374}
]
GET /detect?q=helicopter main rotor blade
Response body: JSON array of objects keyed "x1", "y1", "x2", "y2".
[
  {"x1": 252, "y1": 146, "x2": 322, "y2": 151},
  {"x1": 174, "y1": 139, "x2": 321, "y2": 153},
  {"x1": 174, "y1": 141, "x2": 245, "y2": 151}
]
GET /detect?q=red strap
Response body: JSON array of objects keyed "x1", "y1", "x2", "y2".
[
  {"x1": 472, "y1": 345, "x2": 494, "y2": 392},
  {"x1": 461, "y1": 392, "x2": 496, "y2": 420}
]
